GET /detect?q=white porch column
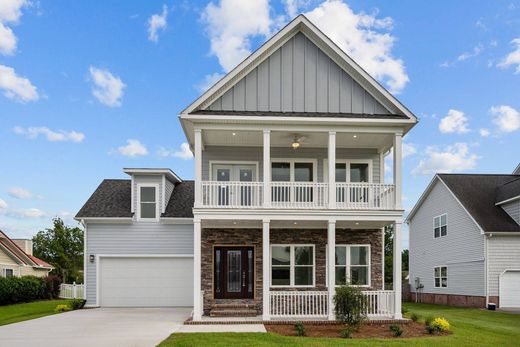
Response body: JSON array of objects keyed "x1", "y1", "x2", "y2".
[
  {"x1": 327, "y1": 219, "x2": 336, "y2": 320},
  {"x1": 393, "y1": 133, "x2": 402, "y2": 209},
  {"x1": 262, "y1": 219, "x2": 270, "y2": 320},
  {"x1": 393, "y1": 222, "x2": 403, "y2": 319},
  {"x1": 328, "y1": 131, "x2": 336, "y2": 208},
  {"x1": 193, "y1": 218, "x2": 202, "y2": 321},
  {"x1": 194, "y1": 129, "x2": 202, "y2": 208},
  {"x1": 263, "y1": 130, "x2": 271, "y2": 208}
]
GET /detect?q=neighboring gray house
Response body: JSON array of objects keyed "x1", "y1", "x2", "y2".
[
  {"x1": 76, "y1": 15, "x2": 418, "y2": 321},
  {"x1": 407, "y1": 169, "x2": 520, "y2": 308}
]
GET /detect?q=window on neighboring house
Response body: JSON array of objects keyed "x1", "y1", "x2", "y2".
[
  {"x1": 139, "y1": 185, "x2": 157, "y2": 219},
  {"x1": 334, "y1": 245, "x2": 370, "y2": 286},
  {"x1": 434, "y1": 214, "x2": 447, "y2": 238},
  {"x1": 434, "y1": 266, "x2": 447, "y2": 288},
  {"x1": 271, "y1": 245, "x2": 314, "y2": 287},
  {"x1": 3, "y1": 268, "x2": 14, "y2": 277}
]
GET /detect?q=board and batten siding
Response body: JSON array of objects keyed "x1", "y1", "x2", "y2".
[
  {"x1": 487, "y1": 235, "x2": 520, "y2": 296},
  {"x1": 202, "y1": 145, "x2": 381, "y2": 183},
  {"x1": 409, "y1": 180, "x2": 486, "y2": 296},
  {"x1": 206, "y1": 32, "x2": 390, "y2": 115},
  {"x1": 85, "y1": 222, "x2": 194, "y2": 306},
  {"x1": 501, "y1": 200, "x2": 520, "y2": 225}
]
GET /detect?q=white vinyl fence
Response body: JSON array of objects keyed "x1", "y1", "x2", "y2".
[{"x1": 59, "y1": 282, "x2": 84, "y2": 299}]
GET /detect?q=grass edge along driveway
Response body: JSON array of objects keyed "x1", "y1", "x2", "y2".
[
  {"x1": 159, "y1": 302, "x2": 520, "y2": 347},
  {"x1": 0, "y1": 299, "x2": 74, "y2": 326}
]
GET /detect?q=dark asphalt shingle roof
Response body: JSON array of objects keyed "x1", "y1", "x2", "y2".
[
  {"x1": 75, "y1": 179, "x2": 194, "y2": 219},
  {"x1": 190, "y1": 109, "x2": 409, "y2": 119},
  {"x1": 439, "y1": 174, "x2": 520, "y2": 233}
]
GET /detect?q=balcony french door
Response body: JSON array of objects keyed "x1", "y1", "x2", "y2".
[{"x1": 213, "y1": 164, "x2": 256, "y2": 207}]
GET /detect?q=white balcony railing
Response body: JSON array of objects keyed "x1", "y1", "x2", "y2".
[
  {"x1": 200, "y1": 181, "x2": 395, "y2": 210},
  {"x1": 269, "y1": 290, "x2": 395, "y2": 319}
]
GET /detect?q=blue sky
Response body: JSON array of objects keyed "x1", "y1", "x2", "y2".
[{"x1": 1, "y1": 0, "x2": 519, "y2": 248}]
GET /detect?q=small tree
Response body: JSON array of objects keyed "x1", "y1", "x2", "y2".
[
  {"x1": 334, "y1": 285, "x2": 367, "y2": 326},
  {"x1": 33, "y1": 218, "x2": 84, "y2": 283}
]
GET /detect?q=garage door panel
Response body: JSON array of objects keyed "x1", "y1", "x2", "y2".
[
  {"x1": 500, "y1": 271, "x2": 520, "y2": 308},
  {"x1": 100, "y1": 257, "x2": 193, "y2": 307}
]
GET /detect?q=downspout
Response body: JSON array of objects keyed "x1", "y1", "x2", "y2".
[{"x1": 485, "y1": 233, "x2": 491, "y2": 307}]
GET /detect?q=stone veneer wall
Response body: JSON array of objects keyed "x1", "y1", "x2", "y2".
[{"x1": 201, "y1": 228, "x2": 383, "y2": 315}]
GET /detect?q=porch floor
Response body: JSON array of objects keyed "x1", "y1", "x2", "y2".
[{"x1": 185, "y1": 315, "x2": 403, "y2": 325}]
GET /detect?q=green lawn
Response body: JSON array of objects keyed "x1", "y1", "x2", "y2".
[
  {"x1": 159, "y1": 302, "x2": 520, "y2": 347},
  {"x1": 0, "y1": 299, "x2": 73, "y2": 326}
]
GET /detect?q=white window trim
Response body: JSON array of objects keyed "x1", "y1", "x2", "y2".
[
  {"x1": 433, "y1": 213, "x2": 448, "y2": 239},
  {"x1": 136, "y1": 183, "x2": 160, "y2": 221},
  {"x1": 330, "y1": 244, "x2": 371, "y2": 288},
  {"x1": 271, "y1": 158, "x2": 318, "y2": 183},
  {"x1": 434, "y1": 265, "x2": 448, "y2": 288},
  {"x1": 270, "y1": 244, "x2": 315, "y2": 288},
  {"x1": 209, "y1": 161, "x2": 259, "y2": 181},
  {"x1": 2, "y1": 267, "x2": 15, "y2": 277},
  {"x1": 323, "y1": 159, "x2": 373, "y2": 183}
]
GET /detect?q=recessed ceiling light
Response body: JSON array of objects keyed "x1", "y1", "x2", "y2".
[
  {"x1": 353, "y1": 135, "x2": 357, "y2": 138},
  {"x1": 355, "y1": 222, "x2": 359, "y2": 225},
  {"x1": 293, "y1": 222, "x2": 298, "y2": 225},
  {"x1": 233, "y1": 221, "x2": 237, "y2": 225},
  {"x1": 232, "y1": 132, "x2": 236, "y2": 136}
]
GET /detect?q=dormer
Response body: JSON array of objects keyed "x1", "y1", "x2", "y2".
[
  {"x1": 123, "y1": 168, "x2": 182, "y2": 221},
  {"x1": 496, "y1": 175, "x2": 520, "y2": 226}
]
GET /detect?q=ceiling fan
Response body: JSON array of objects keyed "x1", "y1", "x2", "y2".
[{"x1": 290, "y1": 134, "x2": 307, "y2": 150}]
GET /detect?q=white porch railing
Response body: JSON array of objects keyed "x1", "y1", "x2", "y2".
[
  {"x1": 59, "y1": 282, "x2": 84, "y2": 299},
  {"x1": 270, "y1": 291, "x2": 329, "y2": 318},
  {"x1": 335, "y1": 183, "x2": 396, "y2": 210},
  {"x1": 270, "y1": 182, "x2": 328, "y2": 209},
  {"x1": 201, "y1": 181, "x2": 263, "y2": 208},
  {"x1": 269, "y1": 290, "x2": 395, "y2": 319}
]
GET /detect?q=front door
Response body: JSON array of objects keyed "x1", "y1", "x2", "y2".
[{"x1": 214, "y1": 247, "x2": 254, "y2": 299}]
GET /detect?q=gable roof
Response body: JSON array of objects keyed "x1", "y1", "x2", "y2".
[
  {"x1": 181, "y1": 15, "x2": 417, "y2": 129},
  {"x1": 75, "y1": 179, "x2": 194, "y2": 219},
  {"x1": 496, "y1": 176, "x2": 520, "y2": 204},
  {"x1": 406, "y1": 174, "x2": 520, "y2": 233},
  {"x1": 0, "y1": 230, "x2": 52, "y2": 268},
  {"x1": 514, "y1": 163, "x2": 520, "y2": 175}
]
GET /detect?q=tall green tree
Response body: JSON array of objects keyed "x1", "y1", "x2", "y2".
[
  {"x1": 384, "y1": 225, "x2": 409, "y2": 286},
  {"x1": 33, "y1": 218, "x2": 84, "y2": 283}
]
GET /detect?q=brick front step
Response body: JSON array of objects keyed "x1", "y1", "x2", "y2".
[
  {"x1": 211, "y1": 303, "x2": 256, "y2": 309},
  {"x1": 209, "y1": 309, "x2": 258, "y2": 317}
]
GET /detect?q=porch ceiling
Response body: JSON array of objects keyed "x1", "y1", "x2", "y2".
[{"x1": 200, "y1": 219, "x2": 391, "y2": 230}]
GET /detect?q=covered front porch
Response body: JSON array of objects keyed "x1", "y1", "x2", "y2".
[{"x1": 192, "y1": 216, "x2": 403, "y2": 321}]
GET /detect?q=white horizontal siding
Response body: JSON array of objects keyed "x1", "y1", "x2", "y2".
[
  {"x1": 487, "y1": 235, "x2": 520, "y2": 296},
  {"x1": 409, "y1": 180, "x2": 485, "y2": 296},
  {"x1": 85, "y1": 222, "x2": 194, "y2": 306}
]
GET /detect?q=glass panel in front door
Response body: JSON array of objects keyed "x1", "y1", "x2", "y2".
[
  {"x1": 216, "y1": 168, "x2": 230, "y2": 205},
  {"x1": 227, "y1": 251, "x2": 241, "y2": 292}
]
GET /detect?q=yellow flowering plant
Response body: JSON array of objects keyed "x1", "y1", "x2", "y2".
[{"x1": 431, "y1": 317, "x2": 450, "y2": 332}]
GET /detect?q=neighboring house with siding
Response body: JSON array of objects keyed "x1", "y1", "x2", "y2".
[
  {"x1": 0, "y1": 230, "x2": 53, "y2": 278},
  {"x1": 407, "y1": 169, "x2": 520, "y2": 309},
  {"x1": 75, "y1": 15, "x2": 417, "y2": 321}
]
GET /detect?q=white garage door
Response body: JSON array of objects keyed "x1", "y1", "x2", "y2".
[
  {"x1": 99, "y1": 257, "x2": 193, "y2": 307},
  {"x1": 500, "y1": 270, "x2": 520, "y2": 308}
]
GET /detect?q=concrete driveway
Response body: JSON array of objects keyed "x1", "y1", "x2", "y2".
[{"x1": 0, "y1": 307, "x2": 191, "y2": 347}]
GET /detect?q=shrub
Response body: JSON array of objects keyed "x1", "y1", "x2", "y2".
[
  {"x1": 410, "y1": 313, "x2": 419, "y2": 322},
  {"x1": 389, "y1": 324, "x2": 403, "y2": 337},
  {"x1": 430, "y1": 317, "x2": 450, "y2": 332},
  {"x1": 0, "y1": 275, "x2": 63, "y2": 306},
  {"x1": 424, "y1": 316, "x2": 434, "y2": 327},
  {"x1": 43, "y1": 275, "x2": 62, "y2": 299},
  {"x1": 54, "y1": 304, "x2": 71, "y2": 313},
  {"x1": 294, "y1": 322, "x2": 306, "y2": 336},
  {"x1": 70, "y1": 298, "x2": 86, "y2": 310},
  {"x1": 401, "y1": 306, "x2": 409, "y2": 315},
  {"x1": 340, "y1": 328, "x2": 353, "y2": 339},
  {"x1": 334, "y1": 285, "x2": 368, "y2": 326},
  {"x1": 426, "y1": 325, "x2": 436, "y2": 335}
]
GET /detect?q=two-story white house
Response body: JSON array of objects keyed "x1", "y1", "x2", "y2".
[{"x1": 76, "y1": 15, "x2": 417, "y2": 321}]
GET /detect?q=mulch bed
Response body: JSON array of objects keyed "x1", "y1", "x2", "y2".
[{"x1": 266, "y1": 322, "x2": 449, "y2": 338}]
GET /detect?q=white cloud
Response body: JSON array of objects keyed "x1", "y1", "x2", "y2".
[
  {"x1": 8, "y1": 186, "x2": 41, "y2": 200},
  {"x1": 283, "y1": 0, "x2": 308, "y2": 18},
  {"x1": 0, "y1": 64, "x2": 39, "y2": 102},
  {"x1": 202, "y1": 0, "x2": 271, "y2": 72},
  {"x1": 412, "y1": 143, "x2": 479, "y2": 176},
  {"x1": 89, "y1": 66, "x2": 126, "y2": 107},
  {"x1": 0, "y1": 0, "x2": 28, "y2": 56},
  {"x1": 402, "y1": 142, "x2": 417, "y2": 158},
  {"x1": 440, "y1": 44, "x2": 483, "y2": 68},
  {"x1": 479, "y1": 128, "x2": 490, "y2": 137},
  {"x1": 158, "y1": 143, "x2": 193, "y2": 160},
  {"x1": 117, "y1": 139, "x2": 148, "y2": 157},
  {"x1": 196, "y1": 72, "x2": 224, "y2": 92},
  {"x1": 20, "y1": 208, "x2": 45, "y2": 218},
  {"x1": 14, "y1": 126, "x2": 85, "y2": 142},
  {"x1": 490, "y1": 105, "x2": 520, "y2": 133},
  {"x1": 439, "y1": 109, "x2": 470, "y2": 134},
  {"x1": 305, "y1": 0, "x2": 408, "y2": 93},
  {"x1": 0, "y1": 198, "x2": 7, "y2": 209},
  {"x1": 148, "y1": 4, "x2": 168, "y2": 42},
  {"x1": 498, "y1": 38, "x2": 520, "y2": 73}
]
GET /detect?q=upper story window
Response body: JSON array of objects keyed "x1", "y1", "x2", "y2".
[
  {"x1": 434, "y1": 214, "x2": 447, "y2": 238},
  {"x1": 335, "y1": 245, "x2": 371, "y2": 286},
  {"x1": 3, "y1": 268, "x2": 14, "y2": 277},
  {"x1": 271, "y1": 160, "x2": 315, "y2": 183},
  {"x1": 138, "y1": 184, "x2": 158, "y2": 220},
  {"x1": 271, "y1": 245, "x2": 314, "y2": 287},
  {"x1": 434, "y1": 266, "x2": 447, "y2": 288}
]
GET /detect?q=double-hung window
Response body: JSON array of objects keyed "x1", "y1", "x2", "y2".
[
  {"x1": 3, "y1": 268, "x2": 14, "y2": 277},
  {"x1": 334, "y1": 245, "x2": 370, "y2": 286},
  {"x1": 434, "y1": 214, "x2": 447, "y2": 238},
  {"x1": 434, "y1": 266, "x2": 447, "y2": 288},
  {"x1": 271, "y1": 245, "x2": 314, "y2": 287},
  {"x1": 138, "y1": 185, "x2": 158, "y2": 220}
]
